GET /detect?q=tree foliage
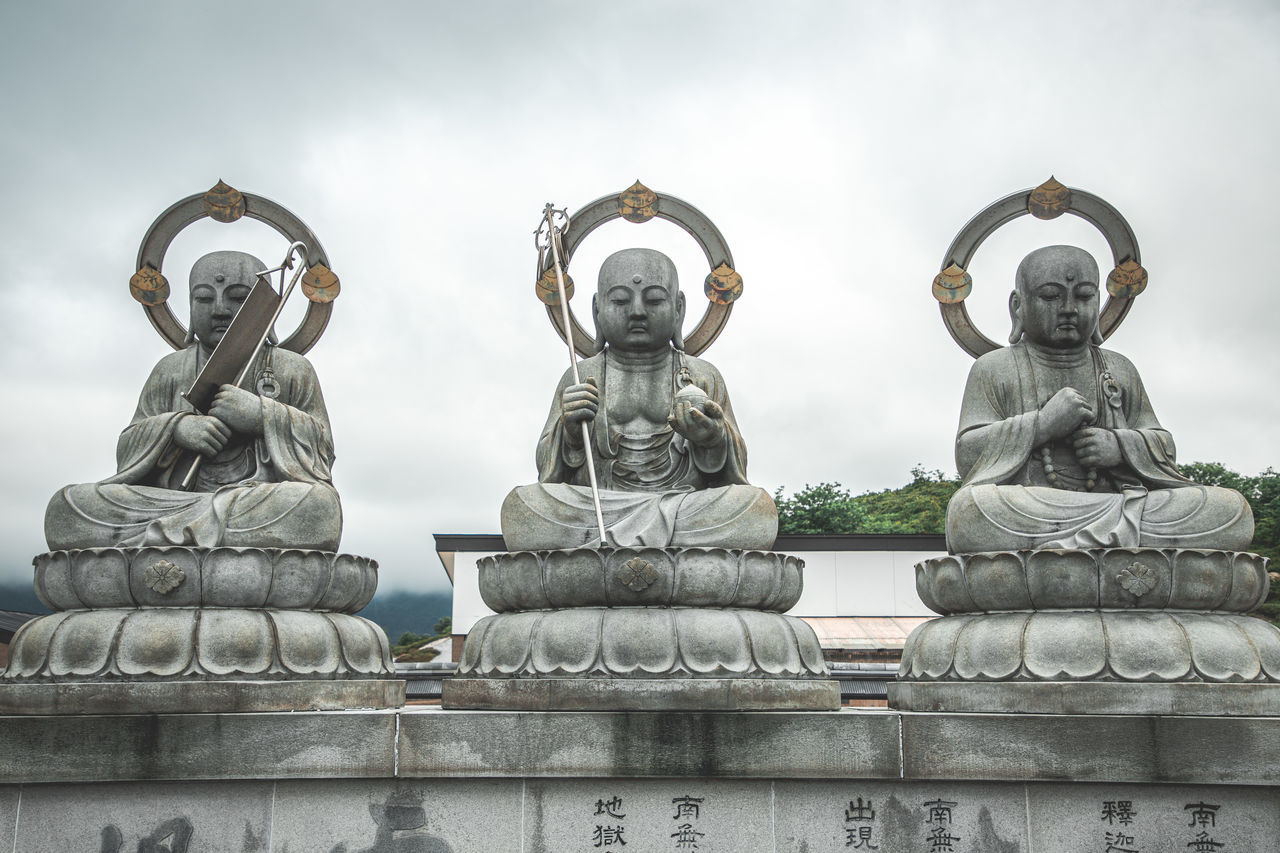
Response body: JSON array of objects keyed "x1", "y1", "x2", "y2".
[{"x1": 775, "y1": 466, "x2": 959, "y2": 535}]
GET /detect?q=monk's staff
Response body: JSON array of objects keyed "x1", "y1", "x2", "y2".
[
  {"x1": 179, "y1": 242, "x2": 310, "y2": 490},
  {"x1": 537, "y1": 203, "x2": 607, "y2": 545}
]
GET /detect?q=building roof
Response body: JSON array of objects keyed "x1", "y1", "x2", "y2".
[{"x1": 799, "y1": 616, "x2": 934, "y2": 649}]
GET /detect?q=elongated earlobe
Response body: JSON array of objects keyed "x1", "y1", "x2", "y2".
[
  {"x1": 1008, "y1": 292, "x2": 1023, "y2": 344},
  {"x1": 1091, "y1": 326, "x2": 1104, "y2": 345},
  {"x1": 592, "y1": 294, "x2": 605, "y2": 354}
]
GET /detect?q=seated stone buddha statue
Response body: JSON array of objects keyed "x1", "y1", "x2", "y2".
[
  {"x1": 44, "y1": 250, "x2": 342, "y2": 551},
  {"x1": 945, "y1": 244, "x2": 1253, "y2": 554},
  {"x1": 501, "y1": 248, "x2": 777, "y2": 550}
]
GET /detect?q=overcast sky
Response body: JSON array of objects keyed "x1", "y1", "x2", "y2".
[{"x1": 1, "y1": 2, "x2": 1277, "y2": 595}]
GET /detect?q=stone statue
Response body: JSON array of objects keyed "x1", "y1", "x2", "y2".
[
  {"x1": 44, "y1": 250, "x2": 342, "y2": 551},
  {"x1": 945, "y1": 245, "x2": 1253, "y2": 554},
  {"x1": 501, "y1": 248, "x2": 777, "y2": 551}
]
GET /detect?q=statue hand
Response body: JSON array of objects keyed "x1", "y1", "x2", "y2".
[
  {"x1": 1038, "y1": 387, "x2": 1094, "y2": 442},
  {"x1": 562, "y1": 379, "x2": 599, "y2": 444},
  {"x1": 1072, "y1": 427, "x2": 1122, "y2": 468},
  {"x1": 669, "y1": 398, "x2": 726, "y2": 448},
  {"x1": 173, "y1": 414, "x2": 232, "y2": 458},
  {"x1": 208, "y1": 384, "x2": 264, "y2": 436}
]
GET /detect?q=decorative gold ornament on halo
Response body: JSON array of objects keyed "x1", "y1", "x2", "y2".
[
  {"x1": 618, "y1": 180, "x2": 658, "y2": 223},
  {"x1": 301, "y1": 263, "x2": 341, "y2": 304},
  {"x1": 703, "y1": 262, "x2": 743, "y2": 305},
  {"x1": 129, "y1": 266, "x2": 170, "y2": 306},
  {"x1": 535, "y1": 266, "x2": 575, "y2": 306},
  {"x1": 1106, "y1": 258, "x2": 1148, "y2": 298},
  {"x1": 1027, "y1": 176, "x2": 1071, "y2": 220},
  {"x1": 932, "y1": 263, "x2": 973, "y2": 304},
  {"x1": 203, "y1": 179, "x2": 246, "y2": 223}
]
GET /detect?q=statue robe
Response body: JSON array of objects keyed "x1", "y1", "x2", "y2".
[
  {"x1": 501, "y1": 348, "x2": 777, "y2": 550},
  {"x1": 946, "y1": 343, "x2": 1253, "y2": 553},
  {"x1": 45, "y1": 344, "x2": 342, "y2": 551}
]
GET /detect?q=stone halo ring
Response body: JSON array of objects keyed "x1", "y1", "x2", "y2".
[
  {"x1": 931, "y1": 177, "x2": 1148, "y2": 359},
  {"x1": 538, "y1": 180, "x2": 743, "y2": 358},
  {"x1": 128, "y1": 180, "x2": 336, "y2": 355}
]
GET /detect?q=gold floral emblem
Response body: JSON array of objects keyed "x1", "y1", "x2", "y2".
[
  {"x1": 144, "y1": 559, "x2": 186, "y2": 594},
  {"x1": 203, "y1": 179, "x2": 246, "y2": 223},
  {"x1": 931, "y1": 263, "x2": 973, "y2": 304},
  {"x1": 618, "y1": 180, "x2": 658, "y2": 223},
  {"x1": 301, "y1": 263, "x2": 341, "y2": 304},
  {"x1": 535, "y1": 266, "x2": 575, "y2": 306},
  {"x1": 615, "y1": 556, "x2": 660, "y2": 592},
  {"x1": 1106, "y1": 259, "x2": 1148, "y2": 298},
  {"x1": 703, "y1": 262, "x2": 743, "y2": 305},
  {"x1": 129, "y1": 266, "x2": 170, "y2": 306},
  {"x1": 1117, "y1": 562, "x2": 1155, "y2": 597},
  {"x1": 1028, "y1": 176, "x2": 1071, "y2": 220}
]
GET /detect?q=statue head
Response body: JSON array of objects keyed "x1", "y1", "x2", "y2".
[
  {"x1": 187, "y1": 251, "x2": 267, "y2": 352},
  {"x1": 592, "y1": 248, "x2": 687, "y2": 353},
  {"x1": 1009, "y1": 245, "x2": 1103, "y2": 350}
]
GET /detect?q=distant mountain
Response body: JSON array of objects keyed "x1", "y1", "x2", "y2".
[
  {"x1": 0, "y1": 582, "x2": 50, "y2": 617},
  {"x1": 356, "y1": 590, "x2": 453, "y2": 642},
  {"x1": 0, "y1": 581, "x2": 450, "y2": 644}
]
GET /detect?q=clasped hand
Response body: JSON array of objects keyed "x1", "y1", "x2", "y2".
[
  {"x1": 1037, "y1": 387, "x2": 1122, "y2": 468},
  {"x1": 173, "y1": 384, "x2": 264, "y2": 457}
]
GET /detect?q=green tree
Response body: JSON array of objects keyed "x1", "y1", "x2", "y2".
[
  {"x1": 773, "y1": 482, "x2": 869, "y2": 534},
  {"x1": 433, "y1": 616, "x2": 453, "y2": 636}
]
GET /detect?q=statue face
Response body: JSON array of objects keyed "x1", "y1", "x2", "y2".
[
  {"x1": 188, "y1": 251, "x2": 265, "y2": 351},
  {"x1": 593, "y1": 249, "x2": 686, "y2": 352},
  {"x1": 1013, "y1": 246, "x2": 1100, "y2": 349}
]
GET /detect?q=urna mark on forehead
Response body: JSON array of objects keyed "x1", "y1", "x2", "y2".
[
  {"x1": 188, "y1": 250, "x2": 268, "y2": 291},
  {"x1": 1015, "y1": 245, "x2": 1100, "y2": 292},
  {"x1": 597, "y1": 248, "x2": 680, "y2": 294}
]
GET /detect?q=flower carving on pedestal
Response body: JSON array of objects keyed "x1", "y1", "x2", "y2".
[
  {"x1": 144, "y1": 559, "x2": 185, "y2": 594},
  {"x1": 615, "y1": 557, "x2": 660, "y2": 592},
  {"x1": 1117, "y1": 562, "x2": 1155, "y2": 597}
]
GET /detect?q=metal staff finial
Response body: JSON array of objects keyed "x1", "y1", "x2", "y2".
[{"x1": 535, "y1": 203, "x2": 607, "y2": 545}]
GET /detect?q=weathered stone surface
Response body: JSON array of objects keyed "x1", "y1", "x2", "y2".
[
  {"x1": 397, "y1": 709, "x2": 902, "y2": 778},
  {"x1": 0, "y1": 678, "x2": 406, "y2": 716},
  {"x1": 442, "y1": 676, "x2": 840, "y2": 711},
  {"x1": 0, "y1": 785, "x2": 17, "y2": 853},
  {"x1": 0, "y1": 711, "x2": 397, "y2": 783},
  {"x1": 773, "y1": 780, "x2": 1029, "y2": 852},
  {"x1": 12, "y1": 780, "x2": 274, "y2": 853},
  {"x1": 1024, "y1": 781, "x2": 1280, "y2": 853},
  {"x1": 900, "y1": 713, "x2": 1280, "y2": 786},
  {"x1": 478, "y1": 547, "x2": 804, "y2": 611},
  {"x1": 33, "y1": 548, "x2": 378, "y2": 612},
  {"x1": 272, "y1": 778, "x2": 521, "y2": 852}
]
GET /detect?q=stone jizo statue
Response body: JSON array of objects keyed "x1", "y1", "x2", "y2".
[
  {"x1": 501, "y1": 248, "x2": 776, "y2": 550},
  {"x1": 45, "y1": 250, "x2": 342, "y2": 551},
  {"x1": 945, "y1": 244, "x2": 1253, "y2": 553}
]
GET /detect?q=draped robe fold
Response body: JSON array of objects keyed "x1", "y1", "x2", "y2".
[
  {"x1": 945, "y1": 343, "x2": 1253, "y2": 553},
  {"x1": 45, "y1": 345, "x2": 342, "y2": 551},
  {"x1": 501, "y1": 349, "x2": 777, "y2": 550}
]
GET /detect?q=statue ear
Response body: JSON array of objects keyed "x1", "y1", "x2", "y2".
[
  {"x1": 1091, "y1": 326, "x2": 1104, "y2": 345},
  {"x1": 1007, "y1": 292, "x2": 1023, "y2": 344},
  {"x1": 591, "y1": 293, "x2": 605, "y2": 354},
  {"x1": 672, "y1": 291, "x2": 687, "y2": 351},
  {"x1": 184, "y1": 326, "x2": 196, "y2": 346}
]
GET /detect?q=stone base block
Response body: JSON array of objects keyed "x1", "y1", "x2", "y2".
[
  {"x1": 442, "y1": 676, "x2": 840, "y2": 711},
  {"x1": 888, "y1": 679, "x2": 1280, "y2": 716},
  {"x1": 0, "y1": 678, "x2": 405, "y2": 715}
]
